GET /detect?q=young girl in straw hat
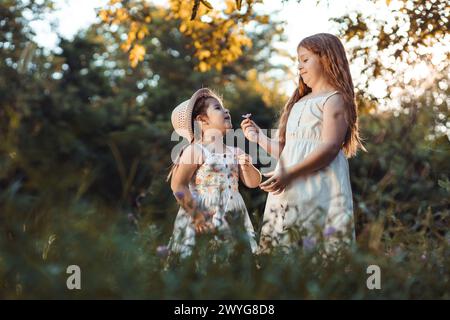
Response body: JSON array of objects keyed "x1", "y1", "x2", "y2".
[{"x1": 167, "y1": 88, "x2": 261, "y2": 258}]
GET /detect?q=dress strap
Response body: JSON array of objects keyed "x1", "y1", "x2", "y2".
[
  {"x1": 322, "y1": 91, "x2": 340, "y2": 106},
  {"x1": 195, "y1": 143, "x2": 237, "y2": 161},
  {"x1": 194, "y1": 143, "x2": 211, "y2": 158},
  {"x1": 224, "y1": 145, "x2": 235, "y2": 154}
]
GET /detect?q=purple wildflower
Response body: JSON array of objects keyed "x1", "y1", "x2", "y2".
[
  {"x1": 302, "y1": 237, "x2": 316, "y2": 250},
  {"x1": 323, "y1": 227, "x2": 337, "y2": 237}
]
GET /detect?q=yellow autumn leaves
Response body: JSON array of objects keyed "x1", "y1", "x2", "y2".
[
  {"x1": 129, "y1": 44, "x2": 146, "y2": 68},
  {"x1": 173, "y1": 1, "x2": 254, "y2": 72},
  {"x1": 98, "y1": 0, "x2": 268, "y2": 71},
  {"x1": 98, "y1": 1, "x2": 152, "y2": 67},
  {"x1": 120, "y1": 21, "x2": 149, "y2": 67}
]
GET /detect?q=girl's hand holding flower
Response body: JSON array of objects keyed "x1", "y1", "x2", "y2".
[{"x1": 241, "y1": 113, "x2": 260, "y2": 143}]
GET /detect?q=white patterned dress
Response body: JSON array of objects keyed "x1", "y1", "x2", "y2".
[
  {"x1": 259, "y1": 91, "x2": 355, "y2": 253},
  {"x1": 168, "y1": 143, "x2": 258, "y2": 258}
]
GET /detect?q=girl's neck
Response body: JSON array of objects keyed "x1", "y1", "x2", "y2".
[
  {"x1": 310, "y1": 79, "x2": 336, "y2": 95},
  {"x1": 199, "y1": 134, "x2": 226, "y2": 151}
]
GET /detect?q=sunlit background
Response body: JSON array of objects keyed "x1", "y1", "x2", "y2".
[{"x1": 29, "y1": 0, "x2": 449, "y2": 108}]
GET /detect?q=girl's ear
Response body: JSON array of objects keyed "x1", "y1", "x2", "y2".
[{"x1": 195, "y1": 114, "x2": 208, "y2": 124}]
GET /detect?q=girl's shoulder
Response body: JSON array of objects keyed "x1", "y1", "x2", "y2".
[
  {"x1": 322, "y1": 91, "x2": 345, "y2": 112},
  {"x1": 303, "y1": 91, "x2": 342, "y2": 112},
  {"x1": 297, "y1": 90, "x2": 340, "y2": 104},
  {"x1": 177, "y1": 143, "x2": 205, "y2": 166}
]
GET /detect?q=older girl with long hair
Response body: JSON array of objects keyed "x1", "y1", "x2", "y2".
[{"x1": 241, "y1": 33, "x2": 366, "y2": 253}]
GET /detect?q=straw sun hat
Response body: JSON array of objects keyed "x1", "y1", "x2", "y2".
[{"x1": 171, "y1": 88, "x2": 221, "y2": 142}]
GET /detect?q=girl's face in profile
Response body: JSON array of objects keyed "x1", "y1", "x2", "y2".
[
  {"x1": 297, "y1": 46, "x2": 324, "y2": 88},
  {"x1": 197, "y1": 98, "x2": 232, "y2": 134}
]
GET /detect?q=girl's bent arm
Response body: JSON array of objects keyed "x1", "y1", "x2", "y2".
[
  {"x1": 170, "y1": 144, "x2": 202, "y2": 216},
  {"x1": 258, "y1": 134, "x2": 283, "y2": 159},
  {"x1": 286, "y1": 94, "x2": 348, "y2": 181},
  {"x1": 240, "y1": 118, "x2": 283, "y2": 159},
  {"x1": 235, "y1": 148, "x2": 262, "y2": 188}
]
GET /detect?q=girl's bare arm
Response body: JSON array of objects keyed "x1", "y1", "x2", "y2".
[
  {"x1": 235, "y1": 148, "x2": 262, "y2": 188},
  {"x1": 240, "y1": 118, "x2": 283, "y2": 159},
  {"x1": 258, "y1": 134, "x2": 283, "y2": 159},
  {"x1": 170, "y1": 144, "x2": 214, "y2": 234},
  {"x1": 170, "y1": 144, "x2": 202, "y2": 216}
]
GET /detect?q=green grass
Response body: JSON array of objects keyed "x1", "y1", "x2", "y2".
[{"x1": 0, "y1": 199, "x2": 448, "y2": 299}]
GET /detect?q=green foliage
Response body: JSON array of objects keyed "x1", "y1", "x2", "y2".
[
  {"x1": 352, "y1": 89, "x2": 450, "y2": 237},
  {"x1": 333, "y1": 0, "x2": 449, "y2": 101}
]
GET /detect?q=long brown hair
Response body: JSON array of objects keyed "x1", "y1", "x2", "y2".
[
  {"x1": 166, "y1": 88, "x2": 222, "y2": 181},
  {"x1": 278, "y1": 33, "x2": 366, "y2": 158}
]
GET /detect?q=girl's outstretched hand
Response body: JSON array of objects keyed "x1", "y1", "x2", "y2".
[
  {"x1": 259, "y1": 170, "x2": 290, "y2": 195},
  {"x1": 240, "y1": 115, "x2": 261, "y2": 143}
]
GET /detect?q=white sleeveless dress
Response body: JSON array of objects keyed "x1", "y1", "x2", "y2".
[
  {"x1": 259, "y1": 91, "x2": 355, "y2": 253},
  {"x1": 168, "y1": 143, "x2": 258, "y2": 258}
]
